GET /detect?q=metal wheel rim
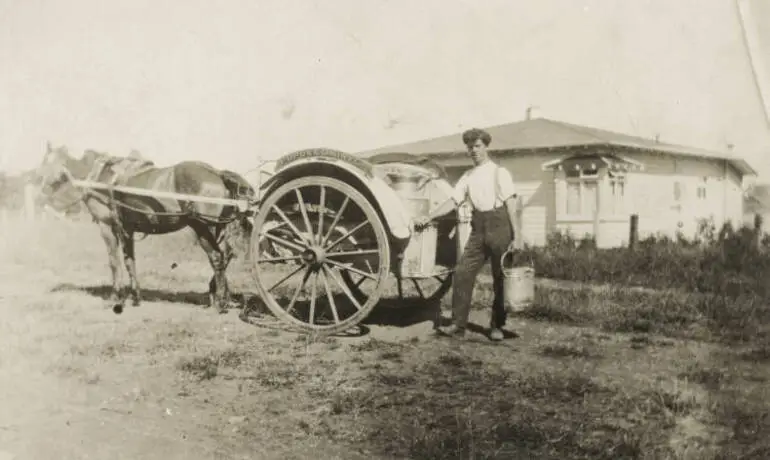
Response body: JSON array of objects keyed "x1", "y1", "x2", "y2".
[{"x1": 250, "y1": 176, "x2": 390, "y2": 334}]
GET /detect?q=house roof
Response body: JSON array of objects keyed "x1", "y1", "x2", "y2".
[{"x1": 359, "y1": 118, "x2": 757, "y2": 176}]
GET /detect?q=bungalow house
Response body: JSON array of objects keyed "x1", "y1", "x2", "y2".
[{"x1": 360, "y1": 118, "x2": 757, "y2": 248}]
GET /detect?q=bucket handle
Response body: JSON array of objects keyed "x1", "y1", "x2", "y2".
[{"x1": 500, "y1": 248, "x2": 534, "y2": 270}]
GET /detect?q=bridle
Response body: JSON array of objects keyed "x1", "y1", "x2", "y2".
[{"x1": 37, "y1": 154, "x2": 112, "y2": 214}]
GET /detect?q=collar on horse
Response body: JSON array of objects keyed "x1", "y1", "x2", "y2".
[{"x1": 83, "y1": 154, "x2": 156, "y2": 227}]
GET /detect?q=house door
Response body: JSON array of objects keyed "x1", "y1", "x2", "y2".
[{"x1": 670, "y1": 180, "x2": 690, "y2": 238}]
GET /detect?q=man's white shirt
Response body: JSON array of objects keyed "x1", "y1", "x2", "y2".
[{"x1": 451, "y1": 161, "x2": 516, "y2": 212}]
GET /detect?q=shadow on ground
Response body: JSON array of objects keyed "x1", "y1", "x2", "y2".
[
  {"x1": 50, "y1": 283, "x2": 476, "y2": 337},
  {"x1": 51, "y1": 283, "x2": 212, "y2": 307}
]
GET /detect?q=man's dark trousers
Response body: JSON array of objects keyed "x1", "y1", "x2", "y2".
[{"x1": 449, "y1": 206, "x2": 513, "y2": 330}]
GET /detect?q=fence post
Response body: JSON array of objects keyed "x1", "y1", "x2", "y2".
[
  {"x1": 629, "y1": 214, "x2": 639, "y2": 250},
  {"x1": 755, "y1": 213, "x2": 764, "y2": 251}
]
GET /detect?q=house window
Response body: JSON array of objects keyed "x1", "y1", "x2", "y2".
[
  {"x1": 564, "y1": 166, "x2": 599, "y2": 217},
  {"x1": 697, "y1": 181, "x2": 707, "y2": 200},
  {"x1": 608, "y1": 173, "x2": 626, "y2": 214}
]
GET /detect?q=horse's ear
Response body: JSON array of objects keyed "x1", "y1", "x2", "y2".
[{"x1": 81, "y1": 150, "x2": 97, "y2": 164}]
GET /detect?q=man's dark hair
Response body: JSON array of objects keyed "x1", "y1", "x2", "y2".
[{"x1": 462, "y1": 128, "x2": 492, "y2": 147}]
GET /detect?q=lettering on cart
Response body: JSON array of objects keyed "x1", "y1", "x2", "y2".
[{"x1": 275, "y1": 150, "x2": 374, "y2": 177}]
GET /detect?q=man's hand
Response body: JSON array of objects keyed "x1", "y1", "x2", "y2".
[
  {"x1": 412, "y1": 216, "x2": 431, "y2": 231},
  {"x1": 507, "y1": 238, "x2": 516, "y2": 253}
]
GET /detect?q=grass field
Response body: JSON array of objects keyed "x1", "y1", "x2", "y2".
[{"x1": 1, "y1": 216, "x2": 769, "y2": 459}]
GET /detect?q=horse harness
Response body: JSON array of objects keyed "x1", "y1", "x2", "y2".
[
  {"x1": 84, "y1": 155, "x2": 156, "y2": 228},
  {"x1": 81, "y1": 156, "x2": 244, "y2": 228}
]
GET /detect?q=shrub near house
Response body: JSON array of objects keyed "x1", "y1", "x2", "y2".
[{"x1": 516, "y1": 217, "x2": 770, "y2": 299}]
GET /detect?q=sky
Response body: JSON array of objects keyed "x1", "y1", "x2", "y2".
[{"x1": 1, "y1": 0, "x2": 769, "y2": 180}]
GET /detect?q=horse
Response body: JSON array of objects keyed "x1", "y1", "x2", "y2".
[{"x1": 34, "y1": 142, "x2": 255, "y2": 314}]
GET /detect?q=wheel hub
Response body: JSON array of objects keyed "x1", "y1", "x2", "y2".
[{"x1": 301, "y1": 246, "x2": 326, "y2": 269}]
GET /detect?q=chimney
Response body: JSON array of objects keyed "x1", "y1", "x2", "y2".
[{"x1": 525, "y1": 105, "x2": 539, "y2": 120}]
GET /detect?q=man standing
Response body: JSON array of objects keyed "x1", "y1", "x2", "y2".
[{"x1": 414, "y1": 128, "x2": 518, "y2": 341}]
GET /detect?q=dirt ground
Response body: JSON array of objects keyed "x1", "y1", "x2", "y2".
[{"x1": 1, "y1": 217, "x2": 768, "y2": 459}]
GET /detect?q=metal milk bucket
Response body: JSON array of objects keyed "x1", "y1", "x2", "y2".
[{"x1": 501, "y1": 249, "x2": 535, "y2": 312}]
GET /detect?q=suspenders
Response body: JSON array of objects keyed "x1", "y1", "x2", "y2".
[{"x1": 464, "y1": 165, "x2": 505, "y2": 211}]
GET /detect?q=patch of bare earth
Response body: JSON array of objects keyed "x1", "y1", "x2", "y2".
[{"x1": 1, "y1": 217, "x2": 768, "y2": 459}]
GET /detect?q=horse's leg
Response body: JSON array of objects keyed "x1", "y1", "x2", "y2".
[
  {"x1": 120, "y1": 231, "x2": 141, "y2": 307},
  {"x1": 208, "y1": 219, "x2": 245, "y2": 307},
  {"x1": 209, "y1": 237, "x2": 238, "y2": 307},
  {"x1": 98, "y1": 221, "x2": 123, "y2": 307},
  {"x1": 192, "y1": 223, "x2": 230, "y2": 314}
]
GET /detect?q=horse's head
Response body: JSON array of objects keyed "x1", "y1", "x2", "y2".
[{"x1": 36, "y1": 141, "x2": 76, "y2": 197}]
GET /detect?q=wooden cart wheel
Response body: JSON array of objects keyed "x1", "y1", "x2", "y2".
[{"x1": 250, "y1": 176, "x2": 390, "y2": 335}]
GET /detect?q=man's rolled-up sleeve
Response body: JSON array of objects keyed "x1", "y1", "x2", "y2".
[
  {"x1": 451, "y1": 174, "x2": 468, "y2": 205},
  {"x1": 498, "y1": 168, "x2": 517, "y2": 202}
]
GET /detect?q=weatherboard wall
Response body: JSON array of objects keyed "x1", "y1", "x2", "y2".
[{"x1": 434, "y1": 148, "x2": 745, "y2": 247}]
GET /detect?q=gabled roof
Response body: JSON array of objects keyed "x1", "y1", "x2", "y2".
[{"x1": 359, "y1": 118, "x2": 757, "y2": 176}]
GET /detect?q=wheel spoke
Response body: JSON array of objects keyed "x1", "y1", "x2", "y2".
[
  {"x1": 266, "y1": 220, "x2": 289, "y2": 232},
  {"x1": 321, "y1": 196, "x2": 350, "y2": 246},
  {"x1": 325, "y1": 220, "x2": 370, "y2": 252},
  {"x1": 257, "y1": 254, "x2": 303, "y2": 264},
  {"x1": 294, "y1": 188, "x2": 314, "y2": 243},
  {"x1": 266, "y1": 265, "x2": 305, "y2": 293},
  {"x1": 262, "y1": 232, "x2": 305, "y2": 253},
  {"x1": 316, "y1": 185, "x2": 326, "y2": 243},
  {"x1": 308, "y1": 272, "x2": 319, "y2": 325},
  {"x1": 325, "y1": 249, "x2": 380, "y2": 258},
  {"x1": 353, "y1": 275, "x2": 367, "y2": 289},
  {"x1": 271, "y1": 204, "x2": 308, "y2": 243},
  {"x1": 324, "y1": 265, "x2": 362, "y2": 312},
  {"x1": 325, "y1": 259, "x2": 377, "y2": 281},
  {"x1": 319, "y1": 268, "x2": 341, "y2": 324},
  {"x1": 286, "y1": 269, "x2": 312, "y2": 315}
]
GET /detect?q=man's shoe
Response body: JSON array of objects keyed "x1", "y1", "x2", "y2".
[
  {"x1": 489, "y1": 328, "x2": 504, "y2": 341},
  {"x1": 437, "y1": 324, "x2": 466, "y2": 338}
]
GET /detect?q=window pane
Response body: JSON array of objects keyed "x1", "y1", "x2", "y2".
[
  {"x1": 566, "y1": 182, "x2": 581, "y2": 214},
  {"x1": 583, "y1": 180, "x2": 597, "y2": 216},
  {"x1": 609, "y1": 179, "x2": 625, "y2": 214}
]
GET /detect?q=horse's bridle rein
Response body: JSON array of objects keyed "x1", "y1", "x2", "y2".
[
  {"x1": 38, "y1": 156, "x2": 111, "y2": 214},
  {"x1": 37, "y1": 155, "x2": 247, "y2": 227}
]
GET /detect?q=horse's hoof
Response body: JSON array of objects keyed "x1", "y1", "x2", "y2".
[
  {"x1": 132, "y1": 298, "x2": 141, "y2": 307},
  {"x1": 113, "y1": 304, "x2": 124, "y2": 315}
]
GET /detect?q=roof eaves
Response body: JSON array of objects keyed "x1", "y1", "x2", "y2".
[{"x1": 611, "y1": 143, "x2": 757, "y2": 176}]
